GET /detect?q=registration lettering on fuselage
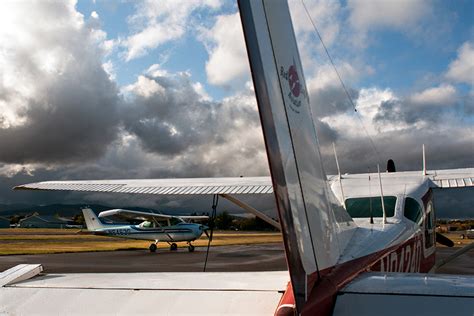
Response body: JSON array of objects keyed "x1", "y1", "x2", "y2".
[
  {"x1": 106, "y1": 228, "x2": 131, "y2": 236},
  {"x1": 376, "y1": 237, "x2": 423, "y2": 273}
]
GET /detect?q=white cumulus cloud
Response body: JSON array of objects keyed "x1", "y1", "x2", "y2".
[
  {"x1": 123, "y1": 0, "x2": 222, "y2": 61},
  {"x1": 200, "y1": 12, "x2": 249, "y2": 87},
  {"x1": 445, "y1": 41, "x2": 474, "y2": 86},
  {"x1": 348, "y1": 0, "x2": 430, "y2": 31}
]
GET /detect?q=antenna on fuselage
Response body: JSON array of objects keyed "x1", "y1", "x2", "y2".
[
  {"x1": 333, "y1": 143, "x2": 345, "y2": 206},
  {"x1": 368, "y1": 167, "x2": 373, "y2": 225},
  {"x1": 377, "y1": 164, "x2": 387, "y2": 225},
  {"x1": 422, "y1": 144, "x2": 427, "y2": 176}
]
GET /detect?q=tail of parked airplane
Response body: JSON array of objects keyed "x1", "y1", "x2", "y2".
[
  {"x1": 239, "y1": 0, "x2": 356, "y2": 311},
  {"x1": 82, "y1": 208, "x2": 105, "y2": 231}
]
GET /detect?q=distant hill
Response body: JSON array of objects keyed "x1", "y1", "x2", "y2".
[{"x1": 0, "y1": 204, "x2": 161, "y2": 218}]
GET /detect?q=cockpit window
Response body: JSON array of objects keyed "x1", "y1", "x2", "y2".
[
  {"x1": 345, "y1": 196, "x2": 396, "y2": 218},
  {"x1": 169, "y1": 217, "x2": 183, "y2": 226},
  {"x1": 404, "y1": 197, "x2": 422, "y2": 224},
  {"x1": 141, "y1": 221, "x2": 154, "y2": 228}
]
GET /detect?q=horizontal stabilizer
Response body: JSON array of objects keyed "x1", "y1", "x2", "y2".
[{"x1": 334, "y1": 272, "x2": 474, "y2": 316}]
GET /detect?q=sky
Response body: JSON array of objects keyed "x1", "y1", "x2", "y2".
[{"x1": 0, "y1": 0, "x2": 472, "y2": 216}]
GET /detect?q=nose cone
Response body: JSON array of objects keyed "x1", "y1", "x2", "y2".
[{"x1": 195, "y1": 224, "x2": 208, "y2": 237}]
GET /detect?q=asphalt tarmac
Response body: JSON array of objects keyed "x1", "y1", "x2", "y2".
[
  {"x1": 0, "y1": 244, "x2": 472, "y2": 274},
  {"x1": 0, "y1": 243, "x2": 287, "y2": 273}
]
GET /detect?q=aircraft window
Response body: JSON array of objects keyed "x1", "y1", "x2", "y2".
[
  {"x1": 425, "y1": 201, "x2": 435, "y2": 248},
  {"x1": 345, "y1": 196, "x2": 396, "y2": 218},
  {"x1": 141, "y1": 221, "x2": 154, "y2": 228},
  {"x1": 404, "y1": 197, "x2": 423, "y2": 224},
  {"x1": 169, "y1": 217, "x2": 183, "y2": 226}
]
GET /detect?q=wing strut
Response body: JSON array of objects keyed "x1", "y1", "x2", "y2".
[
  {"x1": 430, "y1": 242, "x2": 474, "y2": 273},
  {"x1": 219, "y1": 194, "x2": 281, "y2": 230}
]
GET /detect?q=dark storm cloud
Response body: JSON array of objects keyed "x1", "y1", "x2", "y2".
[
  {"x1": 0, "y1": 69, "x2": 119, "y2": 164},
  {"x1": 0, "y1": 1, "x2": 120, "y2": 165},
  {"x1": 122, "y1": 75, "x2": 219, "y2": 155},
  {"x1": 121, "y1": 72, "x2": 262, "y2": 162},
  {"x1": 310, "y1": 85, "x2": 359, "y2": 118},
  {"x1": 373, "y1": 98, "x2": 449, "y2": 125},
  {"x1": 314, "y1": 119, "x2": 339, "y2": 144},
  {"x1": 373, "y1": 91, "x2": 466, "y2": 126}
]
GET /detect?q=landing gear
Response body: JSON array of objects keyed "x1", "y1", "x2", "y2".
[
  {"x1": 188, "y1": 244, "x2": 195, "y2": 252},
  {"x1": 149, "y1": 243, "x2": 157, "y2": 253},
  {"x1": 170, "y1": 243, "x2": 178, "y2": 251}
]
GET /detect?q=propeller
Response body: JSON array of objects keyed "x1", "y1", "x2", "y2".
[
  {"x1": 436, "y1": 232, "x2": 454, "y2": 247},
  {"x1": 203, "y1": 194, "x2": 218, "y2": 272}
]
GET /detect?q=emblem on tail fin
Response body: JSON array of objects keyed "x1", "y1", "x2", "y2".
[{"x1": 280, "y1": 60, "x2": 309, "y2": 113}]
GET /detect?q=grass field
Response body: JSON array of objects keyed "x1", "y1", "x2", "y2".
[
  {"x1": 0, "y1": 229, "x2": 470, "y2": 256},
  {"x1": 0, "y1": 228, "x2": 283, "y2": 255}
]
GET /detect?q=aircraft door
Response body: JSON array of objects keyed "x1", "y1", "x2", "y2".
[{"x1": 422, "y1": 189, "x2": 435, "y2": 257}]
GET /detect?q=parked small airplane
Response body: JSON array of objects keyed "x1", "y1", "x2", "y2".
[{"x1": 82, "y1": 208, "x2": 209, "y2": 252}]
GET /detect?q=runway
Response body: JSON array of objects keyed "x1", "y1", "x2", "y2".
[
  {"x1": 1, "y1": 243, "x2": 472, "y2": 275},
  {"x1": 0, "y1": 243, "x2": 287, "y2": 273}
]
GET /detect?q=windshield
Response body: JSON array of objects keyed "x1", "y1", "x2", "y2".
[
  {"x1": 169, "y1": 217, "x2": 184, "y2": 226},
  {"x1": 345, "y1": 196, "x2": 397, "y2": 218}
]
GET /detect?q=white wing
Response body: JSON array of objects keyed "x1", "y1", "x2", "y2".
[
  {"x1": 13, "y1": 177, "x2": 273, "y2": 195},
  {"x1": 334, "y1": 272, "x2": 474, "y2": 315},
  {"x1": 428, "y1": 168, "x2": 474, "y2": 189},
  {"x1": 99, "y1": 209, "x2": 174, "y2": 221},
  {"x1": 14, "y1": 168, "x2": 473, "y2": 195},
  {"x1": 98, "y1": 209, "x2": 208, "y2": 222},
  {"x1": 0, "y1": 264, "x2": 289, "y2": 315}
]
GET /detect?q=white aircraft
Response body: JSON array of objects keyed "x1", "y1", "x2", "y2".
[
  {"x1": 81, "y1": 208, "x2": 209, "y2": 252},
  {"x1": 3, "y1": 1, "x2": 474, "y2": 315}
]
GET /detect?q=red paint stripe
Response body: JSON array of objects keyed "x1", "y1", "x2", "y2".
[{"x1": 290, "y1": 235, "x2": 437, "y2": 316}]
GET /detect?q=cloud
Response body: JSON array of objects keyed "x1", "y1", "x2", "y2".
[
  {"x1": 410, "y1": 84, "x2": 457, "y2": 107},
  {"x1": 445, "y1": 41, "x2": 474, "y2": 86},
  {"x1": 307, "y1": 63, "x2": 359, "y2": 118},
  {"x1": 200, "y1": 12, "x2": 250, "y2": 88},
  {"x1": 0, "y1": 0, "x2": 120, "y2": 165},
  {"x1": 123, "y1": 0, "x2": 222, "y2": 61},
  {"x1": 120, "y1": 66, "x2": 267, "y2": 176},
  {"x1": 372, "y1": 84, "x2": 463, "y2": 126},
  {"x1": 289, "y1": 0, "x2": 341, "y2": 57},
  {"x1": 347, "y1": 0, "x2": 432, "y2": 46},
  {"x1": 348, "y1": 0, "x2": 431, "y2": 31}
]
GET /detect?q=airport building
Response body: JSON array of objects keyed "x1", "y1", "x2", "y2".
[{"x1": 19, "y1": 214, "x2": 74, "y2": 228}]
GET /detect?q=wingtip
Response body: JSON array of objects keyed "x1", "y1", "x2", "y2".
[{"x1": 12, "y1": 183, "x2": 39, "y2": 191}]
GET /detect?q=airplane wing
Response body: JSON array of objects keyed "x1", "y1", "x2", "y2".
[
  {"x1": 427, "y1": 168, "x2": 474, "y2": 189},
  {"x1": 98, "y1": 209, "x2": 174, "y2": 221},
  {"x1": 0, "y1": 264, "x2": 289, "y2": 316},
  {"x1": 333, "y1": 272, "x2": 474, "y2": 315},
  {"x1": 98, "y1": 209, "x2": 209, "y2": 222},
  {"x1": 13, "y1": 177, "x2": 273, "y2": 195},
  {"x1": 14, "y1": 177, "x2": 280, "y2": 230}
]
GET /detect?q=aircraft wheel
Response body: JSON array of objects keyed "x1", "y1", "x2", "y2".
[
  {"x1": 188, "y1": 244, "x2": 195, "y2": 252},
  {"x1": 149, "y1": 243, "x2": 157, "y2": 252},
  {"x1": 461, "y1": 234, "x2": 465, "y2": 239},
  {"x1": 170, "y1": 243, "x2": 178, "y2": 251}
]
